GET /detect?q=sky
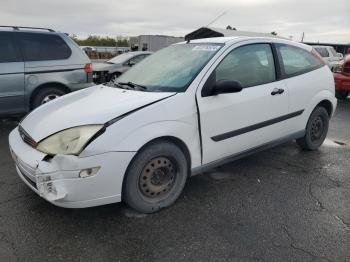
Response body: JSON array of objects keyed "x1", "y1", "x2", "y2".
[{"x1": 1, "y1": 0, "x2": 349, "y2": 43}]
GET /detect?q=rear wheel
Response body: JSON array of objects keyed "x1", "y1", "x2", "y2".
[
  {"x1": 32, "y1": 87, "x2": 67, "y2": 109},
  {"x1": 123, "y1": 141, "x2": 188, "y2": 213},
  {"x1": 296, "y1": 106, "x2": 329, "y2": 150},
  {"x1": 335, "y1": 90, "x2": 349, "y2": 100}
]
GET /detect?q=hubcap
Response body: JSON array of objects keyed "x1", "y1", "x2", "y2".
[
  {"x1": 139, "y1": 156, "x2": 176, "y2": 198},
  {"x1": 41, "y1": 94, "x2": 60, "y2": 104},
  {"x1": 310, "y1": 116, "x2": 324, "y2": 142}
]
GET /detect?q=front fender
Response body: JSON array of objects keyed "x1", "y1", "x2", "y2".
[{"x1": 82, "y1": 120, "x2": 201, "y2": 169}]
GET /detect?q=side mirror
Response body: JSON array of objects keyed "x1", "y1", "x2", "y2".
[
  {"x1": 211, "y1": 80, "x2": 243, "y2": 95},
  {"x1": 337, "y1": 53, "x2": 343, "y2": 59}
]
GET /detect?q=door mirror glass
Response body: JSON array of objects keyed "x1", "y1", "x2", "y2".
[{"x1": 212, "y1": 80, "x2": 243, "y2": 95}]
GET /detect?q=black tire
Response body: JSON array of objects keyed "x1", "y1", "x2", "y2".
[
  {"x1": 296, "y1": 106, "x2": 329, "y2": 150},
  {"x1": 32, "y1": 87, "x2": 67, "y2": 109},
  {"x1": 123, "y1": 141, "x2": 189, "y2": 213},
  {"x1": 335, "y1": 90, "x2": 349, "y2": 100}
]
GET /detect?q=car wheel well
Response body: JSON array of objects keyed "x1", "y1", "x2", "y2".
[
  {"x1": 141, "y1": 137, "x2": 192, "y2": 169},
  {"x1": 316, "y1": 100, "x2": 333, "y2": 117},
  {"x1": 30, "y1": 83, "x2": 70, "y2": 109}
]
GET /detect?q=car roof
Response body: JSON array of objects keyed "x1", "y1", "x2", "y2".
[
  {"x1": 129, "y1": 51, "x2": 153, "y2": 55},
  {"x1": 177, "y1": 36, "x2": 312, "y2": 51}
]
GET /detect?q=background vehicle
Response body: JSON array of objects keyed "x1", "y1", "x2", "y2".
[
  {"x1": 313, "y1": 45, "x2": 343, "y2": 70},
  {"x1": 9, "y1": 37, "x2": 336, "y2": 213},
  {"x1": 92, "y1": 51, "x2": 152, "y2": 83},
  {"x1": 0, "y1": 26, "x2": 93, "y2": 116},
  {"x1": 333, "y1": 55, "x2": 350, "y2": 99}
]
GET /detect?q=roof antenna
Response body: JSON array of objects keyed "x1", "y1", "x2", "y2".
[{"x1": 206, "y1": 11, "x2": 227, "y2": 27}]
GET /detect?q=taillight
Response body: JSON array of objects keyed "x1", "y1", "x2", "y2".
[
  {"x1": 311, "y1": 49, "x2": 326, "y2": 65},
  {"x1": 84, "y1": 63, "x2": 93, "y2": 73}
]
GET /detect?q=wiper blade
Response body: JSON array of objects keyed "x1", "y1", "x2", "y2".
[{"x1": 118, "y1": 81, "x2": 147, "y2": 90}]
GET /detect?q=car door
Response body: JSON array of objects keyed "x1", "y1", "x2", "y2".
[
  {"x1": 197, "y1": 43, "x2": 290, "y2": 164},
  {"x1": 0, "y1": 32, "x2": 25, "y2": 115}
]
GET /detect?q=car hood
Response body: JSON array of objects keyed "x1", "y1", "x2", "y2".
[
  {"x1": 92, "y1": 62, "x2": 120, "y2": 72},
  {"x1": 20, "y1": 85, "x2": 175, "y2": 141}
]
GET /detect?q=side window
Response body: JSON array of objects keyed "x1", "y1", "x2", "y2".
[
  {"x1": 130, "y1": 55, "x2": 147, "y2": 64},
  {"x1": 214, "y1": 44, "x2": 276, "y2": 88},
  {"x1": 276, "y1": 44, "x2": 323, "y2": 77},
  {"x1": 18, "y1": 33, "x2": 72, "y2": 61},
  {"x1": 0, "y1": 33, "x2": 21, "y2": 63},
  {"x1": 315, "y1": 47, "x2": 329, "y2": 58}
]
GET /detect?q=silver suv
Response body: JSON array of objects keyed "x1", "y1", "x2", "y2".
[{"x1": 0, "y1": 26, "x2": 93, "y2": 116}]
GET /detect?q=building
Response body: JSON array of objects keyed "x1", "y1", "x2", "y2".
[
  {"x1": 185, "y1": 27, "x2": 288, "y2": 41},
  {"x1": 129, "y1": 35, "x2": 184, "y2": 52}
]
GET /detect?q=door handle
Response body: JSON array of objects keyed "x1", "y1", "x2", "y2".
[{"x1": 271, "y1": 88, "x2": 284, "y2": 95}]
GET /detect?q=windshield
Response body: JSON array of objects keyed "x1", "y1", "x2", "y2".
[
  {"x1": 116, "y1": 43, "x2": 223, "y2": 92},
  {"x1": 107, "y1": 53, "x2": 137, "y2": 64}
]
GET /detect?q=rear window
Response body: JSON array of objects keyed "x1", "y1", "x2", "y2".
[
  {"x1": 0, "y1": 33, "x2": 21, "y2": 63},
  {"x1": 18, "y1": 33, "x2": 72, "y2": 61},
  {"x1": 276, "y1": 44, "x2": 324, "y2": 77}
]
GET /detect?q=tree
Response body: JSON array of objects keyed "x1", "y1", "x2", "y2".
[
  {"x1": 70, "y1": 35, "x2": 129, "y2": 47},
  {"x1": 226, "y1": 25, "x2": 237, "y2": 30}
]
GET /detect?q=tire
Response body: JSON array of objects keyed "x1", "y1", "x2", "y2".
[
  {"x1": 335, "y1": 90, "x2": 349, "y2": 100},
  {"x1": 296, "y1": 106, "x2": 329, "y2": 150},
  {"x1": 32, "y1": 87, "x2": 67, "y2": 109},
  {"x1": 123, "y1": 141, "x2": 189, "y2": 213}
]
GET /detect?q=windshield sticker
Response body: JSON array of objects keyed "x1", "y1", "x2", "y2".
[{"x1": 192, "y1": 45, "x2": 221, "y2": 51}]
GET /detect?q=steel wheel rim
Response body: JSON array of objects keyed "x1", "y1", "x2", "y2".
[
  {"x1": 41, "y1": 94, "x2": 60, "y2": 104},
  {"x1": 139, "y1": 156, "x2": 176, "y2": 199},
  {"x1": 310, "y1": 116, "x2": 324, "y2": 142}
]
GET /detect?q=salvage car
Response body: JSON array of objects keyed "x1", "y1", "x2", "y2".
[
  {"x1": 333, "y1": 55, "x2": 350, "y2": 99},
  {"x1": 0, "y1": 26, "x2": 93, "y2": 116},
  {"x1": 9, "y1": 36, "x2": 336, "y2": 213},
  {"x1": 92, "y1": 51, "x2": 152, "y2": 83},
  {"x1": 313, "y1": 45, "x2": 343, "y2": 70}
]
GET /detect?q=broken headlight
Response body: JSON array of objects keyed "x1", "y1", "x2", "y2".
[{"x1": 36, "y1": 125, "x2": 104, "y2": 155}]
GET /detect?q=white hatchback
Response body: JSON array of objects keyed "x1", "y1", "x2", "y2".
[{"x1": 9, "y1": 37, "x2": 337, "y2": 213}]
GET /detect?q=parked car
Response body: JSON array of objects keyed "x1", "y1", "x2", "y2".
[
  {"x1": 9, "y1": 37, "x2": 336, "y2": 213},
  {"x1": 313, "y1": 45, "x2": 343, "y2": 70},
  {"x1": 333, "y1": 55, "x2": 350, "y2": 99},
  {"x1": 92, "y1": 51, "x2": 152, "y2": 83},
  {"x1": 0, "y1": 26, "x2": 93, "y2": 116}
]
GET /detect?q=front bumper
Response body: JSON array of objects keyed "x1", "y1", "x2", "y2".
[
  {"x1": 9, "y1": 127, "x2": 135, "y2": 208},
  {"x1": 334, "y1": 73, "x2": 350, "y2": 91}
]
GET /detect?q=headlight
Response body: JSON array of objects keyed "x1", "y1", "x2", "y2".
[{"x1": 36, "y1": 125, "x2": 104, "y2": 155}]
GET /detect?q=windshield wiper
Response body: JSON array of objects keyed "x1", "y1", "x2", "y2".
[{"x1": 118, "y1": 81, "x2": 148, "y2": 91}]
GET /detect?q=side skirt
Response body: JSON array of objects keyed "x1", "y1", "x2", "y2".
[{"x1": 191, "y1": 130, "x2": 305, "y2": 176}]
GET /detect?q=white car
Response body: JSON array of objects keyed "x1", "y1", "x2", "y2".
[
  {"x1": 9, "y1": 36, "x2": 337, "y2": 213},
  {"x1": 313, "y1": 45, "x2": 343, "y2": 70}
]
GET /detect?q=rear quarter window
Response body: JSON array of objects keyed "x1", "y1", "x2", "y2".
[
  {"x1": 276, "y1": 44, "x2": 324, "y2": 77},
  {"x1": 18, "y1": 33, "x2": 72, "y2": 61}
]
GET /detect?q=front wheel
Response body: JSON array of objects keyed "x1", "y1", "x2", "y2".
[
  {"x1": 123, "y1": 141, "x2": 189, "y2": 213},
  {"x1": 296, "y1": 106, "x2": 329, "y2": 150},
  {"x1": 32, "y1": 87, "x2": 67, "y2": 109}
]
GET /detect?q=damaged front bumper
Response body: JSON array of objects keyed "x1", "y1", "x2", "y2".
[{"x1": 9, "y1": 127, "x2": 135, "y2": 208}]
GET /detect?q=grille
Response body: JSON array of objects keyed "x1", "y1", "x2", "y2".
[{"x1": 18, "y1": 126, "x2": 37, "y2": 148}]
